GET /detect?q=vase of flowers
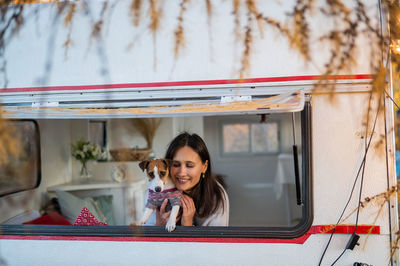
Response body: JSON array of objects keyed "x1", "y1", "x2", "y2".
[{"x1": 71, "y1": 139, "x2": 102, "y2": 183}]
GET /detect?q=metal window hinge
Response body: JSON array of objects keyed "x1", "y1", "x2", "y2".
[{"x1": 221, "y1": 95, "x2": 252, "y2": 103}]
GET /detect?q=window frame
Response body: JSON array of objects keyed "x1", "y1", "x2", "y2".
[{"x1": 1, "y1": 102, "x2": 312, "y2": 239}]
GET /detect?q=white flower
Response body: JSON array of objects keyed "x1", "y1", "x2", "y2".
[
  {"x1": 94, "y1": 146, "x2": 101, "y2": 156},
  {"x1": 83, "y1": 145, "x2": 89, "y2": 153},
  {"x1": 99, "y1": 151, "x2": 108, "y2": 160},
  {"x1": 72, "y1": 140, "x2": 102, "y2": 162}
]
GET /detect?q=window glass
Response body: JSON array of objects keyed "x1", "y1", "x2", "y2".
[
  {"x1": 251, "y1": 123, "x2": 279, "y2": 153},
  {"x1": 222, "y1": 124, "x2": 249, "y2": 153},
  {"x1": 222, "y1": 121, "x2": 280, "y2": 155},
  {"x1": 0, "y1": 120, "x2": 40, "y2": 197},
  {"x1": 212, "y1": 113, "x2": 302, "y2": 227}
]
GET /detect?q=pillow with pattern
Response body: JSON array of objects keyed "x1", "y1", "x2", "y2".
[{"x1": 73, "y1": 207, "x2": 108, "y2": 226}]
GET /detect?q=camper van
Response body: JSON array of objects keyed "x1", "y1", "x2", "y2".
[{"x1": 0, "y1": 0, "x2": 398, "y2": 265}]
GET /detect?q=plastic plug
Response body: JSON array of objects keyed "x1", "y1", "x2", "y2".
[{"x1": 346, "y1": 233, "x2": 360, "y2": 250}]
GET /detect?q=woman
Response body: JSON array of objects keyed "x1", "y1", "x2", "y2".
[{"x1": 156, "y1": 132, "x2": 229, "y2": 226}]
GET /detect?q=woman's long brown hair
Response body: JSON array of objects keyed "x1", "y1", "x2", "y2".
[{"x1": 165, "y1": 132, "x2": 226, "y2": 218}]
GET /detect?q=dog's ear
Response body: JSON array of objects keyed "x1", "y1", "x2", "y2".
[
  {"x1": 162, "y1": 159, "x2": 172, "y2": 168},
  {"x1": 139, "y1": 160, "x2": 149, "y2": 172}
]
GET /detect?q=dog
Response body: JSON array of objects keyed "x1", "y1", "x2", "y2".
[{"x1": 136, "y1": 158, "x2": 182, "y2": 232}]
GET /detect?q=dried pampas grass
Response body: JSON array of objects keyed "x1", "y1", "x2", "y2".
[{"x1": 131, "y1": 118, "x2": 162, "y2": 149}]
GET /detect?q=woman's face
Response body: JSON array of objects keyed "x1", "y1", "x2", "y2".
[{"x1": 170, "y1": 146, "x2": 208, "y2": 192}]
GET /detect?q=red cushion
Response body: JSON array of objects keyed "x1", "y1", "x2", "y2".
[
  {"x1": 73, "y1": 207, "x2": 107, "y2": 226},
  {"x1": 24, "y1": 212, "x2": 71, "y2": 225}
]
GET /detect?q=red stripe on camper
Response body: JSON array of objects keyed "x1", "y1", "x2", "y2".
[
  {"x1": 314, "y1": 225, "x2": 380, "y2": 234},
  {"x1": 0, "y1": 74, "x2": 373, "y2": 93},
  {"x1": 0, "y1": 233, "x2": 313, "y2": 244},
  {"x1": 0, "y1": 225, "x2": 379, "y2": 244}
]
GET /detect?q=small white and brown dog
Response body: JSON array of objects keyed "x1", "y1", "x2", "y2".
[{"x1": 137, "y1": 158, "x2": 182, "y2": 232}]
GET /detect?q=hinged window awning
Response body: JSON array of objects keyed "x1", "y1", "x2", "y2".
[{"x1": 0, "y1": 85, "x2": 305, "y2": 119}]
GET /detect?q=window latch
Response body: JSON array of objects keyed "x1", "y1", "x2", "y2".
[{"x1": 221, "y1": 95, "x2": 252, "y2": 103}]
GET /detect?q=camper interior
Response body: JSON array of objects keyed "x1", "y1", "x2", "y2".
[{"x1": 0, "y1": 110, "x2": 307, "y2": 231}]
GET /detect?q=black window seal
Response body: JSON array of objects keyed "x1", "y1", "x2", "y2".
[{"x1": 1, "y1": 103, "x2": 312, "y2": 239}]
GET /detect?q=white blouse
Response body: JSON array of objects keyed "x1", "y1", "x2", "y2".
[{"x1": 194, "y1": 184, "x2": 229, "y2": 226}]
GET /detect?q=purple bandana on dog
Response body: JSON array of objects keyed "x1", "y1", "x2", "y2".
[{"x1": 146, "y1": 188, "x2": 182, "y2": 210}]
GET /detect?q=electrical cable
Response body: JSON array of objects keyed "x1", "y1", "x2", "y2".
[
  {"x1": 385, "y1": 90, "x2": 400, "y2": 110},
  {"x1": 331, "y1": 108, "x2": 371, "y2": 266},
  {"x1": 318, "y1": 96, "x2": 382, "y2": 266},
  {"x1": 384, "y1": 89, "x2": 400, "y2": 266},
  {"x1": 383, "y1": 88, "x2": 395, "y2": 266},
  {"x1": 380, "y1": 0, "x2": 395, "y2": 264},
  {"x1": 330, "y1": 248, "x2": 348, "y2": 265},
  {"x1": 317, "y1": 154, "x2": 364, "y2": 265},
  {"x1": 320, "y1": 0, "x2": 394, "y2": 263}
]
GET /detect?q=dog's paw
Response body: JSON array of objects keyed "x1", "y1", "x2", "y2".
[
  {"x1": 165, "y1": 221, "x2": 176, "y2": 232},
  {"x1": 135, "y1": 220, "x2": 145, "y2": 226}
]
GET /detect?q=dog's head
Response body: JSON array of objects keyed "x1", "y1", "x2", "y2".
[{"x1": 139, "y1": 159, "x2": 171, "y2": 192}]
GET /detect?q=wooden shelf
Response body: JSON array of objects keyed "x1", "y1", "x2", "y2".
[
  {"x1": 96, "y1": 160, "x2": 142, "y2": 163},
  {"x1": 47, "y1": 179, "x2": 146, "y2": 192}
]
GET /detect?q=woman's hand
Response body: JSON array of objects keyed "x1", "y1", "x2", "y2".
[
  {"x1": 181, "y1": 194, "x2": 196, "y2": 226},
  {"x1": 155, "y1": 199, "x2": 181, "y2": 226},
  {"x1": 156, "y1": 199, "x2": 171, "y2": 226}
]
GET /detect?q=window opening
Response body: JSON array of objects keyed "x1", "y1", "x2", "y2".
[{"x1": 1, "y1": 102, "x2": 312, "y2": 239}]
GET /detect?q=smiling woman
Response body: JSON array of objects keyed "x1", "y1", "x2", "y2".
[
  {"x1": 170, "y1": 146, "x2": 208, "y2": 192},
  {"x1": 161, "y1": 132, "x2": 229, "y2": 227}
]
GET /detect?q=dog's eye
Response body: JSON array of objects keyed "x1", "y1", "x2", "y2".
[
  {"x1": 148, "y1": 172, "x2": 155, "y2": 178},
  {"x1": 160, "y1": 171, "x2": 166, "y2": 176}
]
